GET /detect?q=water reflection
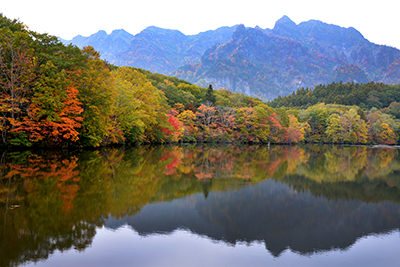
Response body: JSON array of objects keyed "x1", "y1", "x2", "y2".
[{"x1": 1, "y1": 145, "x2": 400, "y2": 266}]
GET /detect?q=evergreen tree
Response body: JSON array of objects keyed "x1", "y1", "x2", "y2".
[{"x1": 205, "y1": 84, "x2": 216, "y2": 105}]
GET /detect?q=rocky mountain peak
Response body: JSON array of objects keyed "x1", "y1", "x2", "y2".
[
  {"x1": 232, "y1": 24, "x2": 247, "y2": 40},
  {"x1": 274, "y1": 16, "x2": 296, "y2": 30},
  {"x1": 272, "y1": 15, "x2": 298, "y2": 38},
  {"x1": 110, "y1": 29, "x2": 132, "y2": 37},
  {"x1": 275, "y1": 15, "x2": 296, "y2": 27}
]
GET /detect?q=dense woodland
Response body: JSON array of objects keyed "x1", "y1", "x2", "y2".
[
  {"x1": 1, "y1": 14, "x2": 400, "y2": 147},
  {"x1": 269, "y1": 82, "x2": 400, "y2": 113}
]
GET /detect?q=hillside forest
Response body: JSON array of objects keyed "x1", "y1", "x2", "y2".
[{"x1": 1, "y1": 14, "x2": 400, "y2": 147}]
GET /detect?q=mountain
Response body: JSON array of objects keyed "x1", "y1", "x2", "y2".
[
  {"x1": 173, "y1": 16, "x2": 400, "y2": 100},
  {"x1": 62, "y1": 16, "x2": 400, "y2": 100},
  {"x1": 61, "y1": 26, "x2": 237, "y2": 74},
  {"x1": 115, "y1": 26, "x2": 237, "y2": 74},
  {"x1": 60, "y1": 29, "x2": 134, "y2": 63}
]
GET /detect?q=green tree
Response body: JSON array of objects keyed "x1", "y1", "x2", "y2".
[
  {"x1": 275, "y1": 108, "x2": 290, "y2": 128},
  {"x1": 112, "y1": 67, "x2": 165, "y2": 143},
  {"x1": 325, "y1": 114, "x2": 342, "y2": 143},
  {"x1": 76, "y1": 46, "x2": 115, "y2": 146}
]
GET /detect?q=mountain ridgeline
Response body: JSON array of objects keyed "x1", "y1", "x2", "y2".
[
  {"x1": 61, "y1": 16, "x2": 400, "y2": 100},
  {"x1": 61, "y1": 26, "x2": 237, "y2": 75}
]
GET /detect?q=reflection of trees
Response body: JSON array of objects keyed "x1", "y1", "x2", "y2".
[
  {"x1": 192, "y1": 145, "x2": 301, "y2": 183},
  {"x1": 1, "y1": 144, "x2": 400, "y2": 265},
  {"x1": 0, "y1": 151, "x2": 96, "y2": 267},
  {"x1": 266, "y1": 145, "x2": 397, "y2": 180},
  {"x1": 269, "y1": 145, "x2": 400, "y2": 203},
  {"x1": 294, "y1": 146, "x2": 399, "y2": 183},
  {"x1": 0, "y1": 147, "x2": 204, "y2": 266}
]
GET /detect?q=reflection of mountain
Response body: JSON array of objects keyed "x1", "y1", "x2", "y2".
[{"x1": 105, "y1": 179, "x2": 400, "y2": 257}]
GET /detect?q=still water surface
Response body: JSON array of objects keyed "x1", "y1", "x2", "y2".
[{"x1": 1, "y1": 144, "x2": 400, "y2": 266}]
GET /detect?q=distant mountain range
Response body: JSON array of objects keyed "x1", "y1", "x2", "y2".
[
  {"x1": 60, "y1": 26, "x2": 237, "y2": 74},
  {"x1": 60, "y1": 16, "x2": 400, "y2": 100}
]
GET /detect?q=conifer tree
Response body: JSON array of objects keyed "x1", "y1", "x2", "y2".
[{"x1": 205, "y1": 84, "x2": 216, "y2": 105}]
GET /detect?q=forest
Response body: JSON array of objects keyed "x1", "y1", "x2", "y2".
[
  {"x1": 268, "y1": 82, "x2": 400, "y2": 112},
  {"x1": 1, "y1": 14, "x2": 399, "y2": 147}
]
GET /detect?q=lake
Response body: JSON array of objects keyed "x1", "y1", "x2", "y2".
[{"x1": 1, "y1": 144, "x2": 400, "y2": 267}]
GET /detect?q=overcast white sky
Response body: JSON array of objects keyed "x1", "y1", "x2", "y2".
[{"x1": 2, "y1": 0, "x2": 399, "y2": 49}]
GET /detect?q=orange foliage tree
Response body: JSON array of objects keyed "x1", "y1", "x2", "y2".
[{"x1": 12, "y1": 62, "x2": 83, "y2": 146}]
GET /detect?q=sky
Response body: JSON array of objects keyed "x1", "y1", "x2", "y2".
[{"x1": 1, "y1": 0, "x2": 400, "y2": 49}]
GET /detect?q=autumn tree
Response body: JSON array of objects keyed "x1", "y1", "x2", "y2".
[
  {"x1": 375, "y1": 123, "x2": 396, "y2": 144},
  {"x1": 160, "y1": 114, "x2": 184, "y2": 142},
  {"x1": 236, "y1": 107, "x2": 258, "y2": 142},
  {"x1": 215, "y1": 106, "x2": 236, "y2": 128},
  {"x1": 12, "y1": 61, "x2": 83, "y2": 146},
  {"x1": 253, "y1": 104, "x2": 273, "y2": 143},
  {"x1": 284, "y1": 114, "x2": 304, "y2": 143},
  {"x1": 266, "y1": 112, "x2": 283, "y2": 143},
  {"x1": 342, "y1": 108, "x2": 368, "y2": 143},
  {"x1": 178, "y1": 110, "x2": 198, "y2": 141},
  {"x1": 196, "y1": 104, "x2": 217, "y2": 128},
  {"x1": 0, "y1": 30, "x2": 35, "y2": 144}
]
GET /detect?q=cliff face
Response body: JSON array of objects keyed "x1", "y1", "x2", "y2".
[{"x1": 173, "y1": 17, "x2": 400, "y2": 100}]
